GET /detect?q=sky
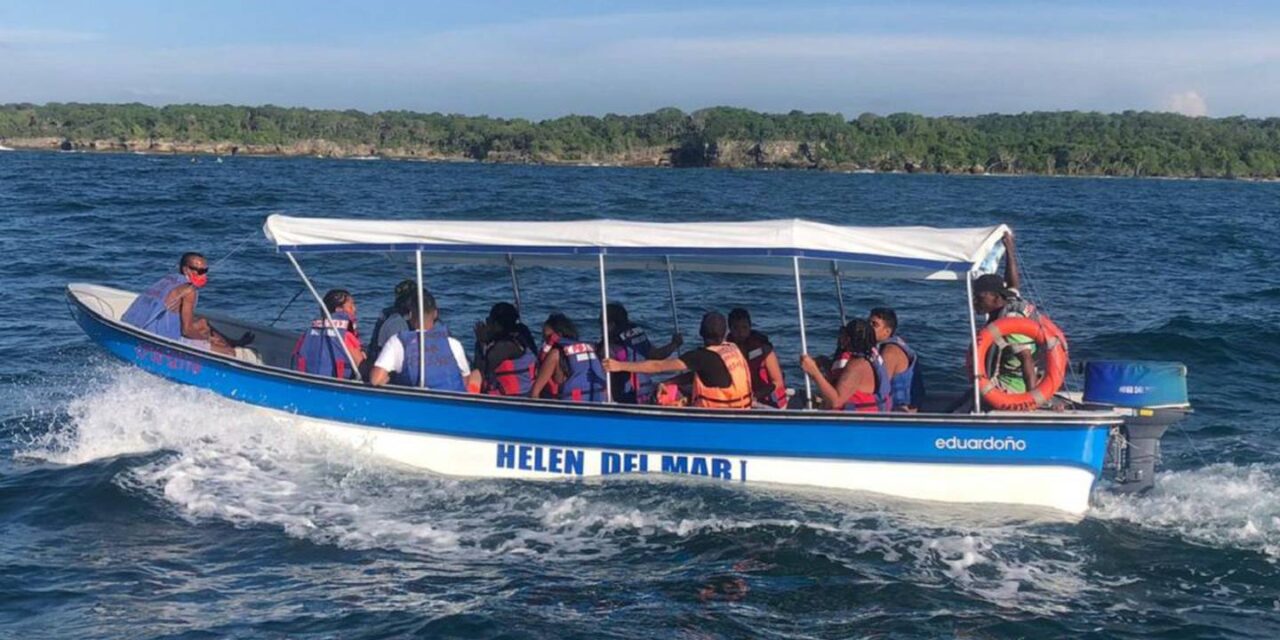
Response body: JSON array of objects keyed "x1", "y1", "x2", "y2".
[{"x1": 2, "y1": 0, "x2": 1278, "y2": 119}]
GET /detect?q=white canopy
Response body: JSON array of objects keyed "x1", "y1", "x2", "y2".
[{"x1": 263, "y1": 214, "x2": 1008, "y2": 281}]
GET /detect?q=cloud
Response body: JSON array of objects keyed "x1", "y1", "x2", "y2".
[
  {"x1": 1163, "y1": 90, "x2": 1209, "y2": 117},
  {"x1": 0, "y1": 8, "x2": 1278, "y2": 117}
]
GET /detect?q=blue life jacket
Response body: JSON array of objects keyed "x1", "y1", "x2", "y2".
[
  {"x1": 557, "y1": 337, "x2": 606, "y2": 402},
  {"x1": 877, "y1": 335, "x2": 923, "y2": 410},
  {"x1": 392, "y1": 325, "x2": 465, "y2": 391},
  {"x1": 121, "y1": 273, "x2": 191, "y2": 342},
  {"x1": 292, "y1": 310, "x2": 359, "y2": 379},
  {"x1": 607, "y1": 327, "x2": 655, "y2": 404}
]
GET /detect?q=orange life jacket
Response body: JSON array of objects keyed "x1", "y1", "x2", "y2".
[{"x1": 692, "y1": 343, "x2": 753, "y2": 409}]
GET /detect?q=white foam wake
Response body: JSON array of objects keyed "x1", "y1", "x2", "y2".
[
  {"x1": 25, "y1": 366, "x2": 1105, "y2": 613},
  {"x1": 1092, "y1": 463, "x2": 1280, "y2": 558}
]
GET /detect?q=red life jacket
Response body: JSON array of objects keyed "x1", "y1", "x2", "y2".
[
  {"x1": 482, "y1": 337, "x2": 537, "y2": 396},
  {"x1": 732, "y1": 330, "x2": 786, "y2": 408},
  {"x1": 828, "y1": 348, "x2": 892, "y2": 413}
]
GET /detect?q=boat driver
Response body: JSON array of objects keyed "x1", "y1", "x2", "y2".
[
  {"x1": 369, "y1": 292, "x2": 476, "y2": 390},
  {"x1": 120, "y1": 252, "x2": 253, "y2": 356},
  {"x1": 603, "y1": 311, "x2": 752, "y2": 409},
  {"x1": 971, "y1": 232, "x2": 1038, "y2": 396}
]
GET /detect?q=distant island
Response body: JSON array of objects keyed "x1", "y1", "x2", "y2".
[{"x1": 2, "y1": 103, "x2": 1279, "y2": 179}]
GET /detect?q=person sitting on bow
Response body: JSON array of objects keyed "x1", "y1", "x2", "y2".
[{"x1": 120, "y1": 252, "x2": 252, "y2": 356}]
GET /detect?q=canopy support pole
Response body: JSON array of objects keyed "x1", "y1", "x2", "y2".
[
  {"x1": 598, "y1": 253, "x2": 613, "y2": 403},
  {"x1": 286, "y1": 252, "x2": 362, "y2": 382},
  {"x1": 966, "y1": 271, "x2": 982, "y2": 413},
  {"x1": 664, "y1": 256, "x2": 680, "y2": 337},
  {"x1": 793, "y1": 256, "x2": 812, "y2": 409},
  {"x1": 506, "y1": 254, "x2": 522, "y2": 311},
  {"x1": 416, "y1": 251, "x2": 426, "y2": 388},
  {"x1": 832, "y1": 261, "x2": 847, "y2": 326}
]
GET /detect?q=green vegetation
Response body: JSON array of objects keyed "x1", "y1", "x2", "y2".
[{"x1": 3, "y1": 102, "x2": 1280, "y2": 178}]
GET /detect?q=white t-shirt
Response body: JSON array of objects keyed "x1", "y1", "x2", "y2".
[{"x1": 374, "y1": 333, "x2": 470, "y2": 383}]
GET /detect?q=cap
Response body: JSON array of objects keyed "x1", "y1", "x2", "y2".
[{"x1": 972, "y1": 274, "x2": 1007, "y2": 296}]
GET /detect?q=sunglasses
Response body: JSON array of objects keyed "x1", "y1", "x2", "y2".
[{"x1": 186, "y1": 265, "x2": 210, "y2": 275}]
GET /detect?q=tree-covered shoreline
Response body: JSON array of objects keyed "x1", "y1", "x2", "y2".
[{"x1": 3, "y1": 102, "x2": 1279, "y2": 178}]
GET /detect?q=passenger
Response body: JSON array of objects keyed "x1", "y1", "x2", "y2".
[
  {"x1": 971, "y1": 232, "x2": 1038, "y2": 395},
  {"x1": 727, "y1": 308, "x2": 787, "y2": 408},
  {"x1": 474, "y1": 302, "x2": 539, "y2": 396},
  {"x1": 800, "y1": 319, "x2": 891, "y2": 412},
  {"x1": 530, "y1": 313, "x2": 607, "y2": 402},
  {"x1": 868, "y1": 307, "x2": 923, "y2": 411},
  {"x1": 532, "y1": 316, "x2": 564, "y2": 399},
  {"x1": 367, "y1": 279, "x2": 417, "y2": 361},
  {"x1": 369, "y1": 292, "x2": 477, "y2": 390},
  {"x1": 291, "y1": 289, "x2": 366, "y2": 379},
  {"x1": 120, "y1": 252, "x2": 252, "y2": 356},
  {"x1": 603, "y1": 311, "x2": 752, "y2": 409},
  {"x1": 600, "y1": 303, "x2": 682, "y2": 404}
]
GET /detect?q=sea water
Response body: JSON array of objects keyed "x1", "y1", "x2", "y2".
[{"x1": 2, "y1": 152, "x2": 1279, "y2": 638}]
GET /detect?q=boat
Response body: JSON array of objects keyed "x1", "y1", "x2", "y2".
[
  {"x1": 67, "y1": 215, "x2": 1190, "y2": 516},
  {"x1": 0, "y1": 144, "x2": 13, "y2": 152}
]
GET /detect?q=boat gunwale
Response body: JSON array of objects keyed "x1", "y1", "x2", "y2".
[{"x1": 68, "y1": 283, "x2": 1123, "y2": 430}]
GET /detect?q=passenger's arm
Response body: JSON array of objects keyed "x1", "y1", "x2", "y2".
[
  {"x1": 603, "y1": 358, "x2": 687, "y2": 374},
  {"x1": 175, "y1": 287, "x2": 210, "y2": 340},
  {"x1": 530, "y1": 349, "x2": 561, "y2": 398},
  {"x1": 800, "y1": 355, "x2": 861, "y2": 409},
  {"x1": 800, "y1": 355, "x2": 842, "y2": 408},
  {"x1": 369, "y1": 366, "x2": 391, "y2": 387},
  {"x1": 647, "y1": 333, "x2": 683, "y2": 360},
  {"x1": 1002, "y1": 231, "x2": 1020, "y2": 292},
  {"x1": 464, "y1": 369, "x2": 482, "y2": 392},
  {"x1": 763, "y1": 351, "x2": 786, "y2": 389}
]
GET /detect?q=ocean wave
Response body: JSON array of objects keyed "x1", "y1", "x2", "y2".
[
  {"x1": 17, "y1": 365, "x2": 1108, "y2": 616},
  {"x1": 1091, "y1": 463, "x2": 1280, "y2": 558},
  {"x1": 1080, "y1": 316, "x2": 1280, "y2": 367}
]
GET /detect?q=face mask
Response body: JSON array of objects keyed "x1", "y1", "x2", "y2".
[{"x1": 188, "y1": 272, "x2": 208, "y2": 288}]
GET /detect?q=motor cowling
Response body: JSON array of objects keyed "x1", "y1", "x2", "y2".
[{"x1": 1082, "y1": 361, "x2": 1191, "y2": 494}]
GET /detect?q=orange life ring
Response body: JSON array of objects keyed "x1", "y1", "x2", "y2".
[{"x1": 973, "y1": 315, "x2": 1068, "y2": 411}]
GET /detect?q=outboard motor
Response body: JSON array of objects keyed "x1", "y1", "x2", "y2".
[{"x1": 1082, "y1": 361, "x2": 1191, "y2": 494}]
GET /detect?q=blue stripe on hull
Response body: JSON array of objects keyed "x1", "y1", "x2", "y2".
[{"x1": 70, "y1": 293, "x2": 1113, "y2": 475}]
